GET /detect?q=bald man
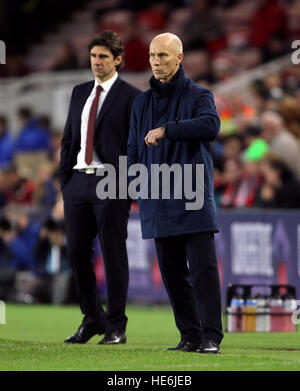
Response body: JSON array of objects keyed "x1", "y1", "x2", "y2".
[
  {"x1": 261, "y1": 111, "x2": 300, "y2": 179},
  {"x1": 128, "y1": 33, "x2": 223, "y2": 353}
]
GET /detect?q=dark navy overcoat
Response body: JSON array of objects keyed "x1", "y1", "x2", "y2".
[{"x1": 127, "y1": 66, "x2": 220, "y2": 239}]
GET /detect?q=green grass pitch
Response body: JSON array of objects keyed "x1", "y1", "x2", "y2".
[{"x1": 0, "y1": 303, "x2": 300, "y2": 371}]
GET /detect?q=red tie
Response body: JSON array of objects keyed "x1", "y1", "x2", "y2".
[{"x1": 85, "y1": 85, "x2": 102, "y2": 165}]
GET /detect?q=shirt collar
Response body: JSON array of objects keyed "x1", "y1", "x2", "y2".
[{"x1": 94, "y1": 71, "x2": 118, "y2": 93}]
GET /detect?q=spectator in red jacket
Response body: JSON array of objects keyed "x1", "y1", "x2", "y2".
[{"x1": 249, "y1": 0, "x2": 287, "y2": 48}]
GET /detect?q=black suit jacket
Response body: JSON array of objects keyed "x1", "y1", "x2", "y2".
[{"x1": 58, "y1": 77, "x2": 141, "y2": 189}]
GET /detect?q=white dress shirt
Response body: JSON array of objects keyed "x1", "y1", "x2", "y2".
[{"x1": 73, "y1": 71, "x2": 118, "y2": 169}]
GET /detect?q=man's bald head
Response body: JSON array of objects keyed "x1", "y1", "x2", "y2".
[
  {"x1": 150, "y1": 33, "x2": 183, "y2": 56},
  {"x1": 149, "y1": 32, "x2": 184, "y2": 83},
  {"x1": 261, "y1": 110, "x2": 285, "y2": 142}
]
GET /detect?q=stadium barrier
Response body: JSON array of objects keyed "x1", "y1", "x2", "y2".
[{"x1": 94, "y1": 208, "x2": 300, "y2": 307}]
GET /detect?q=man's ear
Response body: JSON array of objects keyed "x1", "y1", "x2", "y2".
[{"x1": 115, "y1": 55, "x2": 122, "y2": 66}]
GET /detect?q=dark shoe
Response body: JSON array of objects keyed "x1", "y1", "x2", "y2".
[
  {"x1": 168, "y1": 341, "x2": 199, "y2": 352},
  {"x1": 64, "y1": 323, "x2": 105, "y2": 344},
  {"x1": 197, "y1": 339, "x2": 221, "y2": 354},
  {"x1": 98, "y1": 331, "x2": 126, "y2": 345}
]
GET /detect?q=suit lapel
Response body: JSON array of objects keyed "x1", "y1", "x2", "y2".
[
  {"x1": 95, "y1": 77, "x2": 122, "y2": 130},
  {"x1": 75, "y1": 81, "x2": 94, "y2": 120},
  {"x1": 72, "y1": 81, "x2": 93, "y2": 141}
]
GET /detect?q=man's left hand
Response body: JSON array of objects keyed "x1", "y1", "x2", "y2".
[{"x1": 144, "y1": 127, "x2": 165, "y2": 146}]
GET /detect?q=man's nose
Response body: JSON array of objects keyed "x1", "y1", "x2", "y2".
[
  {"x1": 94, "y1": 57, "x2": 102, "y2": 66},
  {"x1": 152, "y1": 56, "x2": 160, "y2": 65}
]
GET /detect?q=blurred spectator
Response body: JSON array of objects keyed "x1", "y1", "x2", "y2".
[
  {"x1": 218, "y1": 92, "x2": 256, "y2": 136},
  {"x1": 262, "y1": 32, "x2": 291, "y2": 62},
  {"x1": 0, "y1": 165, "x2": 35, "y2": 207},
  {"x1": 0, "y1": 217, "x2": 16, "y2": 301},
  {"x1": 5, "y1": 207, "x2": 41, "y2": 252},
  {"x1": 0, "y1": 208, "x2": 56, "y2": 304},
  {"x1": 95, "y1": 11, "x2": 149, "y2": 72},
  {"x1": 248, "y1": 0, "x2": 287, "y2": 49},
  {"x1": 0, "y1": 210, "x2": 40, "y2": 271},
  {"x1": 264, "y1": 73, "x2": 284, "y2": 100},
  {"x1": 136, "y1": 2, "x2": 167, "y2": 31},
  {"x1": 215, "y1": 158, "x2": 243, "y2": 208},
  {"x1": 34, "y1": 217, "x2": 73, "y2": 304},
  {"x1": 243, "y1": 125, "x2": 262, "y2": 148},
  {"x1": 0, "y1": 206, "x2": 51, "y2": 302},
  {"x1": 38, "y1": 114, "x2": 52, "y2": 135},
  {"x1": 51, "y1": 193, "x2": 65, "y2": 222},
  {"x1": 35, "y1": 217, "x2": 69, "y2": 275},
  {"x1": 212, "y1": 53, "x2": 237, "y2": 83},
  {"x1": 279, "y1": 95, "x2": 300, "y2": 139},
  {"x1": 232, "y1": 138, "x2": 268, "y2": 207},
  {"x1": 182, "y1": 0, "x2": 226, "y2": 53},
  {"x1": 255, "y1": 157, "x2": 300, "y2": 208},
  {"x1": 235, "y1": 46, "x2": 262, "y2": 71},
  {"x1": 223, "y1": 134, "x2": 243, "y2": 161},
  {"x1": 49, "y1": 129, "x2": 63, "y2": 154},
  {"x1": 14, "y1": 107, "x2": 50, "y2": 152},
  {"x1": 31, "y1": 161, "x2": 57, "y2": 210},
  {"x1": 0, "y1": 115, "x2": 14, "y2": 169},
  {"x1": 183, "y1": 50, "x2": 215, "y2": 83},
  {"x1": 0, "y1": 55, "x2": 31, "y2": 78},
  {"x1": 0, "y1": 160, "x2": 58, "y2": 213},
  {"x1": 121, "y1": 16, "x2": 150, "y2": 72},
  {"x1": 260, "y1": 110, "x2": 300, "y2": 179},
  {"x1": 164, "y1": 7, "x2": 191, "y2": 37},
  {"x1": 48, "y1": 42, "x2": 79, "y2": 72},
  {"x1": 214, "y1": 138, "x2": 269, "y2": 208},
  {"x1": 242, "y1": 137, "x2": 269, "y2": 162}
]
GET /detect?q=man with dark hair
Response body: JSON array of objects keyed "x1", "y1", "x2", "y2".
[
  {"x1": 87, "y1": 31, "x2": 125, "y2": 70},
  {"x1": 59, "y1": 30, "x2": 141, "y2": 345}
]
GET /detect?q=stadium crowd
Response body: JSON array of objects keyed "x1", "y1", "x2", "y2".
[
  {"x1": 1, "y1": 0, "x2": 300, "y2": 79},
  {"x1": 0, "y1": 0, "x2": 300, "y2": 303}
]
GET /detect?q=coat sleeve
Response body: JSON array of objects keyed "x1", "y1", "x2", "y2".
[
  {"x1": 127, "y1": 100, "x2": 139, "y2": 169},
  {"x1": 165, "y1": 89, "x2": 220, "y2": 142},
  {"x1": 58, "y1": 86, "x2": 76, "y2": 190}
]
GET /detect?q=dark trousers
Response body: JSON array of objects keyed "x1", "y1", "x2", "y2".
[
  {"x1": 62, "y1": 171, "x2": 130, "y2": 333},
  {"x1": 155, "y1": 232, "x2": 223, "y2": 344}
]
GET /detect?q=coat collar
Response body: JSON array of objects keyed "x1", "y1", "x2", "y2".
[{"x1": 149, "y1": 65, "x2": 187, "y2": 98}]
